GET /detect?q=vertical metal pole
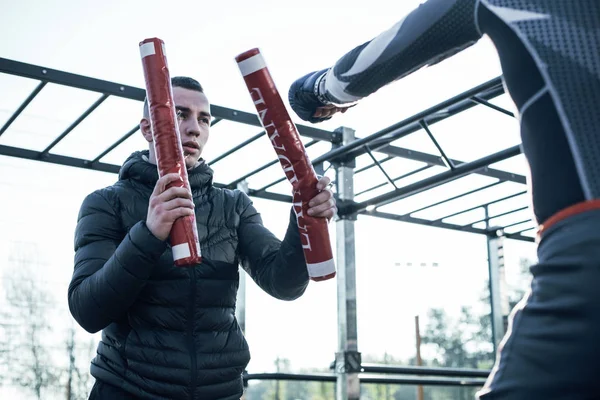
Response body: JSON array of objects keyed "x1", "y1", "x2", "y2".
[
  {"x1": 334, "y1": 126, "x2": 361, "y2": 400},
  {"x1": 499, "y1": 247, "x2": 510, "y2": 334},
  {"x1": 485, "y1": 206, "x2": 506, "y2": 354},
  {"x1": 237, "y1": 180, "x2": 249, "y2": 394},
  {"x1": 415, "y1": 316, "x2": 424, "y2": 400},
  {"x1": 236, "y1": 180, "x2": 248, "y2": 336}
]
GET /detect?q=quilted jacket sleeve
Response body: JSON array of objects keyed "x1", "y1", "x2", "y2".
[
  {"x1": 68, "y1": 190, "x2": 167, "y2": 333},
  {"x1": 237, "y1": 192, "x2": 310, "y2": 301}
]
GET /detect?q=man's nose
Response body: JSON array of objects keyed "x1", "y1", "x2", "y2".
[{"x1": 181, "y1": 119, "x2": 201, "y2": 137}]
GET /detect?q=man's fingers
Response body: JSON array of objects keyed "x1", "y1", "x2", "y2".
[
  {"x1": 321, "y1": 207, "x2": 337, "y2": 220},
  {"x1": 308, "y1": 189, "x2": 332, "y2": 207},
  {"x1": 166, "y1": 207, "x2": 195, "y2": 221},
  {"x1": 150, "y1": 187, "x2": 192, "y2": 210},
  {"x1": 312, "y1": 103, "x2": 355, "y2": 119},
  {"x1": 313, "y1": 108, "x2": 325, "y2": 118},
  {"x1": 163, "y1": 197, "x2": 195, "y2": 211},
  {"x1": 313, "y1": 105, "x2": 338, "y2": 118},
  {"x1": 152, "y1": 173, "x2": 182, "y2": 196},
  {"x1": 315, "y1": 107, "x2": 336, "y2": 118},
  {"x1": 158, "y1": 186, "x2": 193, "y2": 202},
  {"x1": 309, "y1": 206, "x2": 337, "y2": 219},
  {"x1": 316, "y1": 176, "x2": 331, "y2": 191},
  {"x1": 308, "y1": 198, "x2": 336, "y2": 216}
]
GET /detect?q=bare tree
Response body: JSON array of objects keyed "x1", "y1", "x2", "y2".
[
  {"x1": 63, "y1": 324, "x2": 96, "y2": 400},
  {"x1": 66, "y1": 327, "x2": 76, "y2": 400},
  {"x1": 0, "y1": 306, "x2": 15, "y2": 387},
  {"x1": 3, "y1": 242, "x2": 60, "y2": 399}
]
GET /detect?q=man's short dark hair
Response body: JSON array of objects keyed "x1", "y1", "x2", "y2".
[{"x1": 143, "y1": 76, "x2": 204, "y2": 118}]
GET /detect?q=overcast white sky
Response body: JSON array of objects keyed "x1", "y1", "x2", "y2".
[{"x1": 0, "y1": 0, "x2": 538, "y2": 398}]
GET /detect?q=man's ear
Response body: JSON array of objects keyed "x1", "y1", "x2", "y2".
[{"x1": 140, "y1": 118, "x2": 152, "y2": 143}]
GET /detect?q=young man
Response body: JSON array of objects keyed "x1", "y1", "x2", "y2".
[
  {"x1": 288, "y1": 0, "x2": 600, "y2": 398},
  {"x1": 68, "y1": 76, "x2": 337, "y2": 399}
]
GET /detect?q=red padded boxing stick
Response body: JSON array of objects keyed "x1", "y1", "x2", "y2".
[
  {"x1": 235, "y1": 48, "x2": 335, "y2": 282},
  {"x1": 139, "y1": 38, "x2": 202, "y2": 267}
]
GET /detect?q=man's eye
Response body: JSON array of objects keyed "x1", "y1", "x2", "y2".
[
  {"x1": 176, "y1": 110, "x2": 185, "y2": 119},
  {"x1": 200, "y1": 118, "x2": 210, "y2": 124}
]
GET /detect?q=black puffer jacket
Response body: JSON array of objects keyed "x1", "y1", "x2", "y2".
[{"x1": 68, "y1": 151, "x2": 309, "y2": 399}]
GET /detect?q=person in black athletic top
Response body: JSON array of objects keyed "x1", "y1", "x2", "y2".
[{"x1": 288, "y1": 1, "x2": 600, "y2": 398}]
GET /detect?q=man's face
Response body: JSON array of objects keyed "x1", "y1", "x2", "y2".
[{"x1": 172, "y1": 87, "x2": 211, "y2": 169}]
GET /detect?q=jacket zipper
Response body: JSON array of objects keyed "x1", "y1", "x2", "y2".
[{"x1": 189, "y1": 267, "x2": 197, "y2": 399}]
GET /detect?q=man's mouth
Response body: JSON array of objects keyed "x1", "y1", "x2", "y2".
[{"x1": 182, "y1": 141, "x2": 200, "y2": 156}]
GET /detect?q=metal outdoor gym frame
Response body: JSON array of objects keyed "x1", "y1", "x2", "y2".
[{"x1": 0, "y1": 56, "x2": 532, "y2": 399}]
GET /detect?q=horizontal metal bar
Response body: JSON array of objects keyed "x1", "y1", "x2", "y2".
[
  {"x1": 355, "y1": 165, "x2": 431, "y2": 198},
  {"x1": 210, "y1": 117, "x2": 223, "y2": 126},
  {"x1": 91, "y1": 125, "x2": 140, "y2": 164},
  {"x1": 501, "y1": 218, "x2": 532, "y2": 230},
  {"x1": 0, "y1": 144, "x2": 119, "y2": 174},
  {"x1": 317, "y1": 85, "x2": 525, "y2": 192},
  {"x1": 363, "y1": 85, "x2": 507, "y2": 157},
  {"x1": 349, "y1": 145, "x2": 522, "y2": 215},
  {"x1": 365, "y1": 210, "x2": 534, "y2": 243},
  {"x1": 507, "y1": 226, "x2": 536, "y2": 237},
  {"x1": 0, "y1": 59, "x2": 524, "y2": 215},
  {"x1": 313, "y1": 87, "x2": 524, "y2": 188},
  {"x1": 256, "y1": 176, "x2": 286, "y2": 192},
  {"x1": 208, "y1": 130, "x2": 264, "y2": 166},
  {"x1": 360, "y1": 375, "x2": 486, "y2": 387},
  {"x1": 0, "y1": 58, "x2": 335, "y2": 143},
  {"x1": 466, "y1": 206, "x2": 529, "y2": 227},
  {"x1": 471, "y1": 96, "x2": 515, "y2": 117},
  {"x1": 366, "y1": 210, "x2": 492, "y2": 237},
  {"x1": 360, "y1": 141, "x2": 525, "y2": 185},
  {"x1": 247, "y1": 188, "x2": 292, "y2": 203},
  {"x1": 406, "y1": 181, "x2": 503, "y2": 216},
  {"x1": 243, "y1": 372, "x2": 486, "y2": 387},
  {"x1": 0, "y1": 143, "x2": 533, "y2": 242},
  {"x1": 361, "y1": 364, "x2": 490, "y2": 378},
  {"x1": 210, "y1": 104, "x2": 334, "y2": 142},
  {"x1": 256, "y1": 173, "x2": 337, "y2": 194},
  {"x1": 228, "y1": 159, "x2": 279, "y2": 188},
  {"x1": 355, "y1": 155, "x2": 394, "y2": 174},
  {"x1": 0, "y1": 81, "x2": 47, "y2": 137},
  {"x1": 41, "y1": 94, "x2": 109, "y2": 155},
  {"x1": 227, "y1": 140, "x2": 319, "y2": 188},
  {"x1": 312, "y1": 76, "x2": 503, "y2": 166},
  {"x1": 244, "y1": 372, "x2": 334, "y2": 383},
  {"x1": 232, "y1": 187, "x2": 532, "y2": 242},
  {"x1": 0, "y1": 57, "x2": 145, "y2": 101},
  {"x1": 436, "y1": 190, "x2": 528, "y2": 222}
]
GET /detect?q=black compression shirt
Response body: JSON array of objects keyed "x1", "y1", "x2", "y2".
[{"x1": 321, "y1": 0, "x2": 600, "y2": 223}]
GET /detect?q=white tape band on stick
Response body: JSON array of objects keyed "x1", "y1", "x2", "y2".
[
  {"x1": 237, "y1": 54, "x2": 266, "y2": 77},
  {"x1": 140, "y1": 42, "x2": 156, "y2": 58},
  {"x1": 306, "y1": 259, "x2": 336, "y2": 278},
  {"x1": 172, "y1": 243, "x2": 191, "y2": 261}
]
